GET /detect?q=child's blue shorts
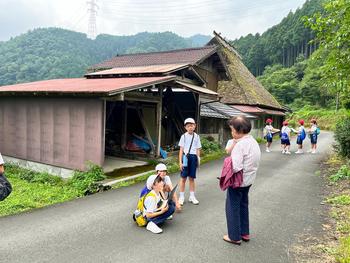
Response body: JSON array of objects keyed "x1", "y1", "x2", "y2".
[
  {"x1": 310, "y1": 134, "x2": 318, "y2": 144},
  {"x1": 281, "y1": 139, "x2": 290, "y2": 145},
  {"x1": 181, "y1": 154, "x2": 198, "y2": 179},
  {"x1": 296, "y1": 137, "x2": 303, "y2": 145}
]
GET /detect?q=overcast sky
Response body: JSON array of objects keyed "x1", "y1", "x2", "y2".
[{"x1": 0, "y1": 0, "x2": 306, "y2": 41}]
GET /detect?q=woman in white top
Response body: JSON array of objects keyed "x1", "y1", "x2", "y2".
[{"x1": 223, "y1": 116, "x2": 261, "y2": 245}]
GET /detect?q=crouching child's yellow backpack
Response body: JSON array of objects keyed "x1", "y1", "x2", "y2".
[{"x1": 133, "y1": 191, "x2": 156, "y2": 227}]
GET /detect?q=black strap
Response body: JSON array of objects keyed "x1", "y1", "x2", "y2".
[{"x1": 186, "y1": 133, "x2": 195, "y2": 155}]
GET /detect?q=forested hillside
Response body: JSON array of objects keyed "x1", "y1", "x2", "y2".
[
  {"x1": 0, "y1": 28, "x2": 210, "y2": 86},
  {"x1": 232, "y1": 0, "x2": 324, "y2": 76}
]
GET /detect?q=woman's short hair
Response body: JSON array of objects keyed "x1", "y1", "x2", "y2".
[
  {"x1": 228, "y1": 116, "x2": 251, "y2": 134},
  {"x1": 310, "y1": 119, "x2": 317, "y2": 125}
]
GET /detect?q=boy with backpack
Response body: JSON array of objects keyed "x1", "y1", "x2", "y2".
[
  {"x1": 280, "y1": 121, "x2": 291, "y2": 154},
  {"x1": 133, "y1": 174, "x2": 175, "y2": 234},
  {"x1": 293, "y1": 120, "x2": 306, "y2": 154},
  {"x1": 263, "y1": 118, "x2": 280, "y2": 152},
  {"x1": 0, "y1": 153, "x2": 12, "y2": 201},
  {"x1": 178, "y1": 118, "x2": 201, "y2": 205},
  {"x1": 308, "y1": 119, "x2": 320, "y2": 154}
]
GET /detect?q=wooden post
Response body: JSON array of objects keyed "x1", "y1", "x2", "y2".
[
  {"x1": 196, "y1": 94, "x2": 201, "y2": 132},
  {"x1": 121, "y1": 102, "x2": 127, "y2": 151},
  {"x1": 156, "y1": 86, "x2": 163, "y2": 157}
]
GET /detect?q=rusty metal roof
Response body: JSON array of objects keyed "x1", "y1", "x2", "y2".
[
  {"x1": 89, "y1": 46, "x2": 218, "y2": 70},
  {"x1": 86, "y1": 63, "x2": 189, "y2": 76},
  {"x1": 201, "y1": 100, "x2": 257, "y2": 119},
  {"x1": 0, "y1": 76, "x2": 175, "y2": 96},
  {"x1": 231, "y1": 105, "x2": 285, "y2": 116}
]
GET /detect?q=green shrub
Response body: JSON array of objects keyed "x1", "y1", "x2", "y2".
[
  {"x1": 335, "y1": 236, "x2": 350, "y2": 263},
  {"x1": 335, "y1": 116, "x2": 350, "y2": 158},
  {"x1": 330, "y1": 165, "x2": 350, "y2": 182},
  {"x1": 255, "y1": 137, "x2": 266, "y2": 144},
  {"x1": 326, "y1": 195, "x2": 350, "y2": 206},
  {"x1": 201, "y1": 137, "x2": 221, "y2": 154},
  {"x1": 68, "y1": 163, "x2": 106, "y2": 195}
]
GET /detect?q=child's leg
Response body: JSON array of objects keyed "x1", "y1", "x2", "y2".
[
  {"x1": 179, "y1": 177, "x2": 187, "y2": 194},
  {"x1": 189, "y1": 178, "x2": 195, "y2": 193}
]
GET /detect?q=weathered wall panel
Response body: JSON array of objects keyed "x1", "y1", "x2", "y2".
[{"x1": 0, "y1": 97, "x2": 104, "y2": 170}]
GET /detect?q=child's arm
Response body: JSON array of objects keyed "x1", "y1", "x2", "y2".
[
  {"x1": 179, "y1": 146, "x2": 184, "y2": 171},
  {"x1": 0, "y1": 164, "x2": 4, "y2": 174},
  {"x1": 145, "y1": 205, "x2": 168, "y2": 218}
]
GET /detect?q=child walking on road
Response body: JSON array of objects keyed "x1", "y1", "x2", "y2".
[
  {"x1": 280, "y1": 121, "x2": 291, "y2": 154},
  {"x1": 178, "y1": 118, "x2": 201, "y2": 205},
  {"x1": 292, "y1": 120, "x2": 306, "y2": 154},
  {"x1": 263, "y1": 118, "x2": 280, "y2": 152},
  {"x1": 308, "y1": 119, "x2": 319, "y2": 154}
]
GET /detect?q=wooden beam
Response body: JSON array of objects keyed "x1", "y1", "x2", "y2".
[
  {"x1": 156, "y1": 87, "x2": 163, "y2": 157},
  {"x1": 121, "y1": 102, "x2": 127, "y2": 151}
]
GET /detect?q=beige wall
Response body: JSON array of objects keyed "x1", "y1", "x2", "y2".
[{"x1": 0, "y1": 97, "x2": 105, "y2": 170}]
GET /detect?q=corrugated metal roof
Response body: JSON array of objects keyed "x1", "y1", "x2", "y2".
[
  {"x1": 201, "y1": 100, "x2": 257, "y2": 119},
  {"x1": 231, "y1": 105, "x2": 285, "y2": 116},
  {"x1": 201, "y1": 104, "x2": 228, "y2": 119},
  {"x1": 86, "y1": 63, "x2": 189, "y2": 76},
  {"x1": 231, "y1": 105, "x2": 265, "y2": 113},
  {"x1": 0, "y1": 76, "x2": 175, "y2": 96},
  {"x1": 89, "y1": 46, "x2": 217, "y2": 70},
  {"x1": 176, "y1": 81, "x2": 218, "y2": 96}
]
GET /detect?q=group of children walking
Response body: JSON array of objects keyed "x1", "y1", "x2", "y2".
[
  {"x1": 133, "y1": 117, "x2": 201, "y2": 234},
  {"x1": 264, "y1": 118, "x2": 320, "y2": 154}
]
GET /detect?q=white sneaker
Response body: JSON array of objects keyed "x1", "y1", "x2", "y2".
[
  {"x1": 282, "y1": 150, "x2": 285, "y2": 154},
  {"x1": 188, "y1": 196, "x2": 199, "y2": 205},
  {"x1": 167, "y1": 215, "x2": 173, "y2": 220},
  {"x1": 285, "y1": 151, "x2": 291, "y2": 155},
  {"x1": 295, "y1": 151, "x2": 303, "y2": 154},
  {"x1": 311, "y1": 150, "x2": 316, "y2": 154},
  {"x1": 307, "y1": 149, "x2": 312, "y2": 153},
  {"x1": 146, "y1": 221, "x2": 163, "y2": 234},
  {"x1": 178, "y1": 196, "x2": 184, "y2": 206},
  {"x1": 266, "y1": 149, "x2": 270, "y2": 153}
]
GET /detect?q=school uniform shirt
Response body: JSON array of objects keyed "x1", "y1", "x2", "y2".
[
  {"x1": 281, "y1": 126, "x2": 291, "y2": 137},
  {"x1": 143, "y1": 190, "x2": 161, "y2": 216},
  {"x1": 264, "y1": 125, "x2": 274, "y2": 135},
  {"x1": 310, "y1": 125, "x2": 317, "y2": 134},
  {"x1": 230, "y1": 135, "x2": 261, "y2": 187},
  {"x1": 178, "y1": 132, "x2": 201, "y2": 155},
  {"x1": 298, "y1": 126, "x2": 305, "y2": 134}
]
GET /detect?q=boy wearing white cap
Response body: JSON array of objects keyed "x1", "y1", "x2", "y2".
[{"x1": 178, "y1": 117, "x2": 201, "y2": 205}]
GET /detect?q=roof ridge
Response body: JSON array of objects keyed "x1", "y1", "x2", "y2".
[{"x1": 109, "y1": 45, "x2": 217, "y2": 58}]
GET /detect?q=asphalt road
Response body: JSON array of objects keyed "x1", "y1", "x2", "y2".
[{"x1": 0, "y1": 132, "x2": 333, "y2": 263}]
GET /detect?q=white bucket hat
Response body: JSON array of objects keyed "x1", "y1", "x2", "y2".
[
  {"x1": 155, "y1": 163, "x2": 167, "y2": 171},
  {"x1": 146, "y1": 174, "x2": 158, "y2": 190},
  {"x1": 184, "y1": 118, "x2": 195, "y2": 125}
]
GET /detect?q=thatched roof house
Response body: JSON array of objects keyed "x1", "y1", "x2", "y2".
[{"x1": 207, "y1": 31, "x2": 284, "y2": 113}]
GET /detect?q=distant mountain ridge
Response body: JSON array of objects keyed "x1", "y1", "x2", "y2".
[{"x1": 0, "y1": 28, "x2": 211, "y2": 86}]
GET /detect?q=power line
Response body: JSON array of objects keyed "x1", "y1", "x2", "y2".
[{"x1": 87, "y1": 0, "x2": 98, "y2": 39}]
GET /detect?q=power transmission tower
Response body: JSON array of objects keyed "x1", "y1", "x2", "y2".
[{"x1": 87, "y1": 0, "x2": 98, "y2": 39}]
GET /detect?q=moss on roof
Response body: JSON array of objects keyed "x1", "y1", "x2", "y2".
[{"x1": 210, "y1": 34, "x2": 282, "y2": 110}]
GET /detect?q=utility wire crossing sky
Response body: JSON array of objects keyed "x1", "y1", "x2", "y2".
[{"x1": 0, "y1": 0, "x2": 306, "y2": 41}]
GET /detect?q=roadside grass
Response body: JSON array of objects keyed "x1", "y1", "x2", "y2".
[
  {"x1": 0, "y1": 163, "x2": 105, "y2": 217},
  {"x1": 323, "y1": 154, "x2": 350, "y2": 262},
  {"x1": 287, "y1": 106, "x2": 350, "y2": 131}
]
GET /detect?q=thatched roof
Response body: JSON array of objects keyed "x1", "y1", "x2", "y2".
[{"x1": 207, "y1": 32, "x2": 283, "y2": 110}]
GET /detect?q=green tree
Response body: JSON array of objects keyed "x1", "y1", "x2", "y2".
[{"x1": 306, "y1": 0, "x2": 350, "y2": 109}]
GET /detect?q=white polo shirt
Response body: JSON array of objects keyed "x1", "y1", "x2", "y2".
[{"x1": 178, "y1": 132, "x2": 201, "y2": 155}]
